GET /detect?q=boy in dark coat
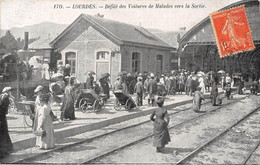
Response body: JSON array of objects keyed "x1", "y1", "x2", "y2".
[
  {"x1": 147, "y1": 73, "x2": 158, "y2": 106},
  {"x1": 134, "y1": 77, "x2": 144, "y2": 106}
]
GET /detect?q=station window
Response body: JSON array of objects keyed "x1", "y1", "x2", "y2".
[
  {"x1": 65, "y1": 52, "x2": 76, "y2": 74},
  {"x1": 156, "y1": 54, "x2": 163, "y2": 73},
  {"x1": 96, "y1": 51, "x2": 109, "y2": 61},
  {"x1": 132, "y1": 52, "x2": 140, "y2": 73}
]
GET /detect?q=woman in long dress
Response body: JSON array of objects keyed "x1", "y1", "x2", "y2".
[
  {"x1": 33, "y1": 94, "x2": 55, "y2": 149},
  {"x1": 192, "y1": 87, "x2": 205, "y2": 112},
  {"x1": 0, "y1": 87, "x2": 13, "y2": 158},
  {"x1": 60, "y1": 78, "x2": 76, "y2": 121},
  {"x1": 150, "y1": 97, "x2": 171, "y2": 152}
]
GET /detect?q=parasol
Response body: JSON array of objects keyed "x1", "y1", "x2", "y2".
[
  {"x1": 0, "y1": 53, "x2": 18, "y2": 62},
  {"x1": 100, "y1": 73, "x2": 110, "y2": 79},
  {"x1": 28, "y1": 56, "x2": 43, "y2": 68},
  {"x1": 197, "y1": 71, "x2": 205, "y2": 76},
  {"x1": 118, "y1": 71, "x2": 128, "y2": 76},
  {"x1": 84, "y1": 71, "x2": 95, "y2": 75},
  {"x1": 217, "y1": 70, "x2": 225, "y2": 74},
  {"x1": 51, "y1": 73, "x2": 63, "y2": 80}
]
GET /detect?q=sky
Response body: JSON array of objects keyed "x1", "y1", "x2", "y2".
[{"x1": 0, "y1": 0, "x2": 241, "y2": 31}]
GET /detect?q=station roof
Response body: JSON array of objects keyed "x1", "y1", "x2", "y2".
[
  {"x1": 29, "y1": 37, "x2": 54, "y2": 50},
  {"x1": 50, "y1": 14, "x2": 175, "y2": 50}
]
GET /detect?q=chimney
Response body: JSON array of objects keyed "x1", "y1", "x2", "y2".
[{"x1": 23, "y1": 32, "x2": 29, "y2": 50}]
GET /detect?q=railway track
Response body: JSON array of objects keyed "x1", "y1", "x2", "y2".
[
  {"x1": 10, "y1": 94, "x2": 250, "y2": 164},
  {"x1": 176, "y1": 107, "x2": 260, "y2": 165}
]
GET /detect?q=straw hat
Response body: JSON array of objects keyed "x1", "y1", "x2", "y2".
[{"x1": 2, "y1": 87, "x2": 12, "y2": 93}]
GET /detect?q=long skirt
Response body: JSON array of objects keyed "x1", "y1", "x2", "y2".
[
  {"x1": 60, "y1": 98, "x2": 75, "y2": 120},
  {"x1": 153, "y1": 119, "x2": 171, "y2": 147},
  {"x1": 0, "y1": 116, "x2": 13, "y2": 158},
  {"x1": 35, "y1": 115, "x2": 55, "y2": 149},
  {"x1": 192, "y1": 96, "x2": 202, "y2": 111}
]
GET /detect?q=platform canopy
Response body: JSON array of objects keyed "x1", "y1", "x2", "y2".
[{"x1": 180, "y1": 0, "x2": 260, "y2": 46}]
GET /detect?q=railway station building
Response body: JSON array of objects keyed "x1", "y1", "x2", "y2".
[{"x1": 47, "y1": 14, "x2": 174, "y2": 82}]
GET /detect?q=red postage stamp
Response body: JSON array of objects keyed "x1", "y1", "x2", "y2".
[{"x1": 210, "y1": 5, "x2": 255, "y2": 58}]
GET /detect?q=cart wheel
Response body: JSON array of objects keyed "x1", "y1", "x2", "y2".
[
  {"x1": 79, "y1": 98, "x2": 88, "y2": 112},
  {"x1": 125, "y1": 99, "x2": 132, "y2": 111},
  {"x1": 93, "y1": 100, "x2": 101, "y2": 112},
  {"x1": 23, "y1": 115, "x2": 33, "y2": 127},
  {"x1": 114, "y1": 98, "x2": 121, "y2": 111},
  {"x1": 100, "y1": 98, "x2": 106, "y2": 109},
  {"x1": 134, "y1": 97, "x2": 139, "y2": 109}
]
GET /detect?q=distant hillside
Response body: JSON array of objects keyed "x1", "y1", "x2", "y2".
[
  {"x1": 148, "y1": 29, "x2": 186, "y2": 48},
  {"x1": 1, "y1": 22, "x2": 68, "y2": 39},
  {"x1": 1, "y1": 22, "x2": 186, "y2": 49}
]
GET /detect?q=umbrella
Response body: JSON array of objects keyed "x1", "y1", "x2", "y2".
[
  {"x1": 51, "y1": 73, "x2": 63, "y2": 79},
  {"x1": 0, "y1": 53, "x2": 18, "y2": 62},
  {"x1": 207, "y1": 71, "x2": 214, "y2": 75},
  {"x1": 28, "y1": 56, "x2": 43, "y2": 68},
  {"x1": 217, "y1": 70, "x2": 225, "y2": 74},
  {"x1": 118, "y1": 71, "x2": 128, "y2": 76},
  {"x1": 84, "y1": 71, "x2": 95, "y2": 75},
  {"x1": 100, "y1": 73, "x2": 110, "y2": 79},
  {"x1": 197, "y1": 71, "x2": 205, "y2": 76}
]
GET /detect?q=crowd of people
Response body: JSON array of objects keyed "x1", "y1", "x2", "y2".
[{"x1": 1, "y1": 67, "x2": 260, "y2": 158}]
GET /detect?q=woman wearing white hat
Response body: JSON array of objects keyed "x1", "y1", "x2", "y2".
[
  {"x1": 34, "y1": 94, "x2": 55, "y2": 149},
  {"x1": 0, "y1": 87, "x2": 13, "y2": 158},
  {"x1": 42, "y1": 59, "x2": 50, "y2": 80}
]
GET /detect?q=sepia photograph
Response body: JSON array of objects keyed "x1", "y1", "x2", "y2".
[{"x1": 0, "y1": 0, "x2": 259, "y2": 164}]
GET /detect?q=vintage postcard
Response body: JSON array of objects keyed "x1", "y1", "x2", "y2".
[{"x1": 0, "y1": 0, "x2": 259, "y2": 164}]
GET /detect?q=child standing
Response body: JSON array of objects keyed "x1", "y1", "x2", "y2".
[{"x1": 134, "y1": 77, "x2": 144, "y2": 106}]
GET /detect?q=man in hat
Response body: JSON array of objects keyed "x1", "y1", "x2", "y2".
[
  {"x1": 134, "y1": 77, "x2": 144, "y2": 106},
  {"x1": 0, "y1": 87, "x2": 13, "y2": 158},
  {"x1": 147, "y1": 73, "x2": 157, "y2": 106}
]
